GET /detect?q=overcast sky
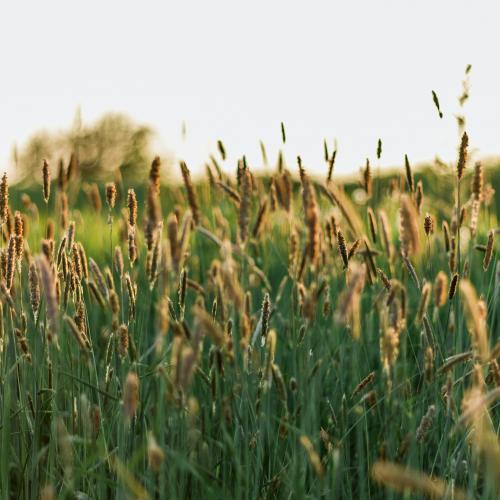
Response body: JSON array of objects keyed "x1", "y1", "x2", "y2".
[{"x1": 1, "y1": 1, "x2": 499, "y2": 177}]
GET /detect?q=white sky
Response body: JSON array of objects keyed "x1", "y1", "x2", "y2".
[{"x1": 0, "y1": 1, "x2": 499, "y2": 177}]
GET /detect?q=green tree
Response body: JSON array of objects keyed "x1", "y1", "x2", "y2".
[{"x1": 15, "y1": 112, "x2": 156, "y2": 183}]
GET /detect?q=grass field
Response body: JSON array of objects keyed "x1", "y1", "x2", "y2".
[{"x1": 0, "y1": 142, "x2": 499, "y2": 499}]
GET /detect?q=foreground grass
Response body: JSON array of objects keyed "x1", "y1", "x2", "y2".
[{"x1": 0, "y1": 151, "x2": 499, "y2": 499}]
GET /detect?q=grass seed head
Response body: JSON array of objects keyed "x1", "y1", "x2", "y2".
[
  {"x1": 127, "y1": 188, "x2": 137, "y2": 227},
  {"x1": 42, "y1": 159, "x2": 51, "y2": 203},
  {"x1": 483, "y1": 229, "x2": 494, "y2": 272},
  {"x1": 123, "y1": 372, "x2": 139, "y2": 421},
  {"x1": 0, "y1": 173, "x2": 8, "y2": 224},
  {"x1": 457, "y1": 131, "x2": 469, "y2": 180},
  {"x1": 106, "y1": 182, "x2": 116, "y2": 209}
]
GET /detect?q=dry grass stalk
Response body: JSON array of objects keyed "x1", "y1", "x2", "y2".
[
  {"x1": 335, "y1": 263, "x2": 366, "y2": 339},
  {"x1": 483, "y1": 229, "x2": 494, "y2": 271},
  {"x1": 193, "y1": 304, "x2": 225, "y2": 347},
  {"x1": 128, "y1": 226, "x2": 138, "y2": 264},
  {"x1": 180, "y1": 161, "x2": 200, "y2": 225},
  {"x1": 337, "y1": 230, "x2": 349, "y2": 269},
  {"x1": 380, "y1": 325, "x2": 400, "y2": 376},
  {"x1": 347, "y1": 239, "x2": 361, "y2": 261},
  {"x1": 363, "y1": 158, "x2": 372, "y2": 197},
  {"x1": 351, "y1": 371, "x2": 375, "y2": 398},
  {"x1": 378, "y1": 209, "x2": 392, "y2": 260},
  {"x1": 416, "y1": 282, "x2": 431, "y2": 324},
  {"x1": 377, "y1": 268, "x2": 391, "y2": 291},
  {"x1": 416, "y1": 405, "x2": 435, "y2": 443},
  {"x1": 252, "y1": 198, "x2": 268, "y2": 239},
  {"x1": 404, "y1": 154, "x2": 414, "y2": 192},
  {"x1": 60, "y1": 192, "x2": 69, "y2": 230},
  {"x1": 89, "y1": 258, "x2": 108, "y2": 300},
  {"x1": 371, "y1": 461, "x2": 465, "y2": 499},
  {"x1": 114, "y1": 246, "x2": 124, "y2": 278},
  {"x1": 402, "y1": 254, "x2": 420, "y2": 290},
  {"x1": 323, "y1": 183, "x2": 363, "y2": 236},
  {"x1": 302, "y1": 175, "x2": 321, "y2": 264},
  {"x1": 367, "y1": 207, "x2": 377, "y2": 243},
  {"x1": 460, "y1": 280, "x2": 490, "y2": 362},
  {"x1": 37, "y1": 255, "x2": 58, "y2": 340},
  {"x1": 399, "y1": 194, "x2": 420, "y2": 257},
  {"x1": 438, "y1": 351, "x2": 472, "y2": 374},
  {"x1": 148, "y1": 432, "x2": 165, "y2": 472},
  {"x1": 238, "y1": 166, "x2": 252, "y2": 244},
  {"x1": 415, "y1": 180, "x2": 424, "y2": 213},
  {"x1": 299, "y1": 436, "x2": 324, "y2": 477},
  {"x1": 217, "y1": 181, "x2": 241, "y2": 204},
  {"x1": 86, "y1": 183, "x2": 102, "y2": 212},
  {"x1": 442, "y1": 220, "x2": 451, "y2": 252},
  {"x1": 434, "y1": 271, "x2": 448, "y2": 307},
  {"x1": 64, "y1": 315, "x2": 90, "y2": 351},
  {"x1": 123, "y1": 372, "x2": 139, "y2": 420}
]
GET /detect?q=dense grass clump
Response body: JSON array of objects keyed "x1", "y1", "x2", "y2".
[{"x1": 0, "y1": 143, "x2": 498, "y2": 499}]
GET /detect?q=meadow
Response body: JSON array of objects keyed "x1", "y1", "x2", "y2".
[{"x1": 0, "y1": 135, "x2": 499, "y2": 499}]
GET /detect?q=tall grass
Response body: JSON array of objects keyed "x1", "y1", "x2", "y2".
[{"x1": 0, "y1": 138, "x2": 498, "y2": 499}]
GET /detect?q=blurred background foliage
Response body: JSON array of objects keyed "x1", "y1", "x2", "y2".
[{"x1": 12, "y1": 111, "x2": 159, "y2": 184}]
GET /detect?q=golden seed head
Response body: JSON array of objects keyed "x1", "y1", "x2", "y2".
[
  {"x1": 127, "y1": 226, "x2": 137, "y2": 264},
  {"x1": 238, "y1": 166, "x2": 252, "y2": 244},
  {"x1": 415, "y1": 181, "x2": 424, "y2": 214},
  {"x1": 127, "y1": 188, "x2": 137, "y2": 226},
  {"x1": 114, "y1": 246, "x2": 124, "y2": 277},
  {"x1": 363, "y1": 158, "x2": 372, "y2": 197},
  {"x1": 105, "y1": 182, "x2": 116, "y2": 209},
  {"x1": 148, "y1": 432, "x2": 165, "y2": 472},
  {"x1": 42, "y1": 159, "x2": 51, "y2": 203},
  {"x1": 58, "y1": 158, "x2": 67, "y2": 191},
  {"x1": 448, "y1": 273, "x2": 459, "y2": 300},
  {"x1": 337, "y1": 230, "x2": 349, "y2": 269},
  {"x1": 118, "y1": 323, "x2": 129, "y2": 358},
  {"x1": 404, "y1": 154, "x2": 414, "y2": 192},
  {"x1": 180, "y1": 161, "x2": 200, "y2": 225},
  {"x1": 300, "y1": 173, "x2": 321, "y2": 265},
  {"x1": 367, "y1": 207, "x2": 377, "y2": 243},
  {"x1": 261, "y1": 293, "x2": 271, "y2": 340},
  {"x1": 45, "y1": 218, "x2": 55, "y2": 240},
  {"x1": 424, "y1": 213, "x2": 433, "y2": 236},
  {"x1": 123, "y1": 372, "x2": 139, "y2": 420},
  {"x1": 87, "y1": 183, "x2": 102, "y2": 212},
  {"x1": 434, "y1": 271, "x2": 448, "y2": 307},
  {"x1": 149, "y1": 156, "x2": 161, "y2": 193},
  {"x1": 14, "y1": 211, "x2": 24, "y2": 261},
  {"x1": 60, "y1": 192, "x2": 69, "y2": 230},
  {"x1": 472, "y1": 161, "x2": 483, "y2": 201},
  {"x1": 483, "y1": 229, "x2": 494, "y2": 272},
  {"x1": 28, "y1": 261, "x2": 40, "y2": 319},
  {"x1": 0, "y1": 172, "x2": 8, "y2": 224},
  {"x1": 457, "y1": 131, "x2": 468, "y2": 180},
  {"x1": 399, "y1": 194, "x2": 420, "y2": 257}
]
